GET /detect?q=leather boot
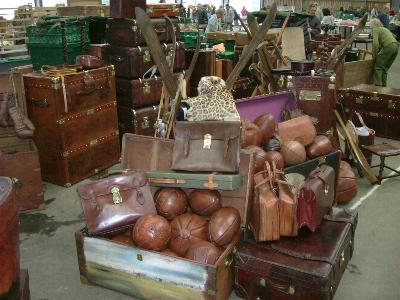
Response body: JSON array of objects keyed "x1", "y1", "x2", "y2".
[
  {"x1": 8, "y1": 106, "x2": 35, "y2": 138},
  {"x1": 0, "y1": 93, "x2": 10, "y2": 127}
]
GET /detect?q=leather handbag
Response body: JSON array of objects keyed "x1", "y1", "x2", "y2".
[
  {"x1": 171, "y1": 121, "x2": 241, "y2": 173},
  {"x1": 77, "y1": 171, "x2": 156, "y2": 235},
  {"x1": 298, "y1": 165, "x2": 335, "y2": 232},
  {"x1": 278, "y1": 115, "x2": 317, "y2": 146}
]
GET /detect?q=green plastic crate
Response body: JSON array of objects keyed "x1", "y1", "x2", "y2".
[{"x1": 28, "y1": 42, "x2": 88, "y2": 70}]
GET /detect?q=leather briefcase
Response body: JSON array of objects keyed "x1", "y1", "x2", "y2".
[
  {"x1": 278, "y1": 115, "x2": 317, "y2": 146},
  {"x1": 78, "y1": 171, "x2": 156, "y2": 234},
  {"x1": 171, "y1": 121, "x2": 241, "y2": 173},
  {"x1": 298, "y1": 164, "x2": 335, "y2": 232}
]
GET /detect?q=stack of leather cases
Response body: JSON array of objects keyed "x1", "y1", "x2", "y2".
[{"x1": 102, "y1": 11, "x2": 185, "y2": 139}]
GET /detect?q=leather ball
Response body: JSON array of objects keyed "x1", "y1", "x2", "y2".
[
  {"x1": 265, "y1": 150, "x2": 285, "y2": 170},
  {"x1": 241, "y1": 119, "x2": 263, "y2": 148},
  {"x1": 245, "y1": 145, "x2": 268, "y2": 173},
  {"x1": 155, "y1": 188, "x2": 188, "y2": 220},
  {"x1": 111, "y1": 232, "x2": 135, "y2": 246},
  {"x1": 306, "y1": 135, "x2": 333, "y2": 159},
  {"x1": 169, "y1": 213, "x2": 208, "y2": 256},
  {"x1": 185, "y1": 240, "x2": 221, "y2": 265},
  {"x1": 209, "y1": 207, "x2": 241, "y2": 247},
  {"x1": 161, "y1": 249, "x2": 180, "y2": 257},
  {"x1": 133, "y1": 215, "x2": 171, "y2": 251},
  {"x1": 254, "y1": 113, "x2": 276, "y2": 143},
  {"x1": 281, "y1": 141, "x2": 306, "y2": 166},
  {"x1": 336, "y1": 161, "x2": 358, "y2": 204},
  {"x1": 189, "y1": 190, "x2": 222, "y2": 216}
]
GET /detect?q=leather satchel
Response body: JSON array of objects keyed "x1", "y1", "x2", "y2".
[
  {"x1": 277, "y1": 115, "x2": 317, "y2": 146},
  {"x1": 298, "y1": 165, "x2": 335, "y2": 232},
  {"x1": 171, "y1": 121, "x2": 241, "y2": 173},
  {"x1": 78, "y1": 171, "x2": 156, "y2": 235}
]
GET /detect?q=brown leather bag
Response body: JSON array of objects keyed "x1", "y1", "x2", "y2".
[
  {"x1": 277, "y1": 115, "x2": 317, "y2": 146},
  {"x1": 78, "y1": 171, "x2": 156, "y2": 235},
  {"x1": 171, "y1": 121, "x2": 241, "y2": 173},
  {"x1": 277, "y1": 172, "x2": 298, "y2": 237}
]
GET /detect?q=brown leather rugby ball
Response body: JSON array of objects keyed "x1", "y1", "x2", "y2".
[
  {"x1": 254, "y1": 113, "x2": 276, "y2": 143},
  {"x1": 241, "y1": 119, "x2": 263, "y2": 148},
  {"x1": 155, "y1": 188, "x2": 188, "y2": 220},
  {"x1": 264, "y1": 150, "x2": 285, "y2": 170},
  {"x1": 281, "y1": 141, "x2": 306, "y2": 166},
  {"x1": 169, "y1": 213, "x2": 208, "y2": 256},
  {"x1": 245, "y1": 145, "x2": 268, "y2": 173},
  {"x1": 132, "y1": 215, "x2": 171, "y2": 251},
  {"x1": 306, "y1": 135, "x2": 333, "y2": 159},
  {"x1": 209, "y1": 207, "x2": 241, "y2": 247},
  {"x1": 189, "y1": 190, "x2": 222, "y2": 216},
  {"x1": 185, "y1": 240, "x2": 221, "y2": 265}
]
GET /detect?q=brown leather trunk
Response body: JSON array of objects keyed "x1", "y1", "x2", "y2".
[
  {"x1": 106, "y1": 18, "x2": 180, "y2": 47},
  {"x1": 118, "y1": 105, "x2": 158, "y2": 137},
  {"x1": 19, "y1": 269, "x2": 31, "y2": 300},
  {"x1": 102, "y1": 42, "x2": 186, "y2": 79},
  {"x1": 0, "y1": 140, "x2": 44, "y2": 212},
  {"x1": 88, "y1": 44, "x2": 107, "y2": 59},
  {"x1": 109, "y1": 0, "x2": 146, "y2": 18},
  {"x1": 235, "y1": 220, "x2": 354, "y2": 300},
  {"x1": 23, "y1": 66, "x2": 120, "y2": 186},
  {"x1": 216, "y1": 59, "x2": 233, "y2": 80},
  {"x1": 291, "y1": 76, "x2": 336, "y2": 134},
  {"x1": 0, "y1": 177, "x2": 19, "y2": 299},
  {"x1": 146, "y1": 4, "x2": 182, "y2": 18},
  {"x1": 339, "y1": 84, "x2": 400, "y2": 140}
]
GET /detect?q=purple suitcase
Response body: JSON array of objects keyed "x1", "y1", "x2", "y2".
[{"x1": 235, "y1": 91, "x2": 298, "y2": 123}]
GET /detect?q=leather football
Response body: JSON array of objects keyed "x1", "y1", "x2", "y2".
[
  {"x1": 241, "y1": 119, "x2": 263, "y2": 148},
  {"x1": 155, "y1": 188, "x2": 189, "y2": 220},
  {"x1": 264, "y1": 150, "x2": 285, "y2": 170},
  {"x1": 169, "y1": 213, "x2": 208, "y2": 256},
  {"x1": 209, "y1": 207, "x2": 241, "y2": 247},
  {"x1": 336, "y1": 161, "x2": 358, "y2": 204},
  {"x1": 306, "y1": 135, "x2": 333, "y2": 159},
  {"x1": 281, "y1": 141, "x2": 306, "y2": 166},
  {"x1": 245, "y1": 145, "x2": 268, "y2": 173},
  {"x1": 132, "y1": 215, "x2": 171, "y2": 251},
  {"x1": 254, "y1": 113, "x2": 276, "y2": 143},
  {"x1": 185, "y1": 240, "x2": 221, "y2": 265},
  {"x1": 161, "y1": 249, "x2": 180, "y2": 257},
  {"x1": 189, "y1": 190, "x2": 222, "y2": 216},
  {"x1": 111, "y1": 231, "x2": 135, "y2": 246}
]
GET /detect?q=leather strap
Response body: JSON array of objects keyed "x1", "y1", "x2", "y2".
[
  {"x1": 270, "y1": 244, "x2": 335, "y2": 265},
  {"x1": 148, "y1": 178, "x2": 186, "y2": 184}
]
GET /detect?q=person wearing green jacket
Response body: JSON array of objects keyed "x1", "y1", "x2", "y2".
[{"x1": 370, "y1": 18, "x2": 399, "y2": 86}]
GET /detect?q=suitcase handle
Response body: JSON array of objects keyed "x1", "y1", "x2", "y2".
[
  {"x1": 148, "y1": 178, "x2": 186, "y2": 184},
  {"x1": 257, "y1": 277, "x2": 296, "y2": 295}
]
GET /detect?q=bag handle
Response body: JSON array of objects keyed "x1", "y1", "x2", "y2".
[{"x1": 355, "y1": 112, "x2": 375, "y2": 135}]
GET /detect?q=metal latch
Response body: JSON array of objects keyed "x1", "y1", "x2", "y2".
[
  {"x1": 143, "y1": 50, "x2": 151, "y2": 62},
  {"x1": 298, "y1": 90, "x2": 321, "y2": 101},
  {"x1": 143, "y1": 82, "x2": 151, "y2": 94},
  {"x1": 388, "y1": 100, "x2": 396, "y2": 110},
  {"x1": 111, "y1": 186, "x2": 123, "y2": 204},
  {"x1": 355, "y1": 96, "x2": 364, "y2": 104},
  {"x1": 141, "y1": 116, "x2": 150, "y2": 129},
  {"x1": 203, "y1": 134, "x2": 212, "y2": 149}
]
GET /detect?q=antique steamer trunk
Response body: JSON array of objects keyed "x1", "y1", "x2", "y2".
[
  {"x1": 339, "y1": 84, "x2": 400, "y2": 140},
  {"x1": 23, "y1": 66, "x2": 120, "y2": 186},
  {"x1": 102, "y1": 42, "x2": 186, "y2": 79},
  {"x1": 105, "y1": 18, "x2": 180, "y2": 47},
  {"x1": 0, "y1": 140, "x2": 44, "y2": 211},
  {"x1": 117, "y1": 105, "x2": 158, "y2": 137},
  {"x1": 0, "y1": 177, "x2": 19, "y2": 299},
  {"x1": 234, "y1": 221, "x2": 354, "y2": 300}
]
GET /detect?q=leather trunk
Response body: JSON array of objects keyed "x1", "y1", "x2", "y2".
[
  {"x1": 106, "y1": 18, "x2": 180, "y2": 47},
  {"x1": 116, "y1": 73, "x2": 181, "y2": 109},
  {"x1": 117, "y1": 105, "x2": 158, "y2": 137},
  {"x1": 290, "y1": 75, "x2": 336, "y2": 134},
  {"x1": 102, "y1": 42, "x2": 185, "y2": 79},
  {"x1": 0, "y1": 140, "x2": 44, "y2": 211},
  {"x1": 339, "y1": 84, "x2": 400, "y2": 140},
  {"x1": 23, "y1": 66, "x2": 120, "y2": 186},
  {"x1": 88, "y1": 43, "x2": 107, "y2": 59},
  {"x1": 109, "y1": 0, "x2": 146, "y2": 18},
  {"x1": 0, "y1": 177, "x2": 19, "y2": 299},
  {"x1": 235, "y1": 220, "x2": 353, "y2": 300},
  {"x1": 146, "y1": 4, "x2": 182, "y2": 18}
]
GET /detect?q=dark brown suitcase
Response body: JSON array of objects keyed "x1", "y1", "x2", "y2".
[
  {"x1": 146, "y1": 3, "x2": 183, "y2": 18},
  {"x1": 235, "y1": 220, "x2": 354, "y2": 300},
  {"x1": 339, "y1": 84, "x2": 400, "y2": 140},
  {"x1": 118, "y1": 105, "x2": 158, "y2": 137},
  {"x1": 102, "y1": 42, "x2": 186, "y2": 79},
  {"x1": 106, "y1": 18, "x2": 180, "y2": 47},
  {"x1": 186, "y1": 49, "x2": 216, "y2": 97},
  {"x1": 110, "y1": 0, "x2": 146, "y2": 19},
  {"x1": 290, "y1": 76, "x2": 336, "y2": 134}
]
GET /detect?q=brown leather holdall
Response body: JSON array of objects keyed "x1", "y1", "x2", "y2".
[
  {"x1": 171, "y1": 121, "x2": 241, "y2": 173},
  {"x1": 106, "y1": 18, "x2": 180, "y2": 48},
  {"x1": 118, "y1": 105, "x2": 158, "y2": 137},
  {"x1": 78, "y1": 171, "x2": 156, "y2": 235}
]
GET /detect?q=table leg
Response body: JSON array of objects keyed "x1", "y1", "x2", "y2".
[{"x1": 378, "y1": 156, "x2": 385, "y2": 183}]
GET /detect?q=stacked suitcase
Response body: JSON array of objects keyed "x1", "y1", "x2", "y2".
[{"x1": 103, "y1": 2, "x2": 185, "y2": 139}]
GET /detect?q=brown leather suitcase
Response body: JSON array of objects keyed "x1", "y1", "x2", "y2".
[
  {"x1": 0, "y1": 140, "x2": 44, "y2": 212},
  {"x1": 110, "y1": 0, "x2": 146, "y2": 18},
  {"x1": 106, "y1": 18, "x2": 180, "y2": 47},
  {"x1": 339, "y1": 84, "x2": 400, "y2": 140},
  {"x1": 88, "y1": 43, "x2": 107, "y2": 59},
  {"x1": 290, "y1": 75, "x2": 336, "y2": 134},
  {"x1": 235, "y1": 220, "x2": 354, "y2": 300},
  {"x1": 102, "y1": 42, "x2": 186, "y2": 79},
  {"x1": 146, "y1": 4, "x2": 182, "y2": 18},
  {"x1": 118, "y1": 105, "x2": 158, "y2": 137}
]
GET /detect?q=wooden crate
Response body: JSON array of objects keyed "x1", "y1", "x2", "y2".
[
  {"x1": 57, "y1": 5, "x2": 109, "y2": 16},
  {"x1": 336, "y1": 50, "x2": 374, "y2": 88},
  {"x1": 67, "y1": 0, "x2": 102, "y2": 6}
]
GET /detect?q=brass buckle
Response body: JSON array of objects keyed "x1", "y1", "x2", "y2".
[
  {"x1": 203, "y1": 134, "x2": 212, "y2": 149},
  {"x1": 324, "y1": 184, "x2": 329, "y2": 196},
  {"x1": 111, "y1": 186, "x2": 123, "y2": 204},
  {"x1": 355, "y1": 96, "x2": 364, "y2": 104},
  {"x1": 143, "y1": 50, "x2": 151, "y2": 63},
  {"x1": 141, "y1": 116, "x2": 150, "y2": 129},
  {"x1": 143, "y1": 82, "x2": 151, "y2": 94},
  {"x1": 388, "y1": 100, "x2": 396, "y2": 110}
]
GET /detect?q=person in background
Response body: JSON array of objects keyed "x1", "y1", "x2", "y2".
[
  {"x1": 241, "y1": 6, "x2": 248, "y2": 18},
  {"x1": 197, "y1": 4, "x2": 208, "y2": 25},
  {"x1": 303, "y1": 3, "x2": 321, "y2": 60},
  {"x1": 370, "y1": 18, "x2": 399, "y2": 86},
  {"x1": 205, "y1": 8, "x2": 223, "y2": 36},
  {"x1": 321, "y1": 8, "x2": 335, "y2": 25},
  {"x1": 377, "y1": 3, "x2": 390, "y2": 28},
  {"x1": 371, "y1": 4, "x2": 379, "y2": 18},
  {"x1": 313, "y1": 2, "x2": 323, "y2": 21},
  {"x1": 224, "y1": 4, "x2": 235, "y2": 31}
]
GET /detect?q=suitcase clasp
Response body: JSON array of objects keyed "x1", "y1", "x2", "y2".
[
  {"x1": 203, "y1": 134, "x2": 212, "y2": 149},
  {"x1": 143, "y1": 82, "x2": 151, "y2": 94},
  {"x1": 111, "y1": 186, "x2": 123, "y2": 204},
  {"x1": 146, "y1": 6, "x2": 154, "y2": 13},
  {"x1": 172, "y1": 4, "x2": 179, "y2": 12},
  {"x1": 141, "y1": 117, "x2": 150, "y2": 129},
  {"x1": 143, "y1": 50, "x2": 151, "y2": 62},
  {"x1": 388, "y1": 100, "x2": 396, "y2": 110},
  {"x1": 355, "y1": 96, "x2": 364, "y2": 104},
  {"x1": 371, "y1": 92, "x2": 379, "y2": 101}
]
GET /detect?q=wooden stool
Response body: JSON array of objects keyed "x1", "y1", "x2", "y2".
[{"x1": 362, "y1": 144, "x2": 400, "y2": 184}]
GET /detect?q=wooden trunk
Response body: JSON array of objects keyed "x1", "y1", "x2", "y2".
[
  {"x1": 0, "y1": 140, "x2": 44, "y2": 211},
  {"x1": 117, "y1": 105, "x2": 158, "y2": 138},
  {"x1": 57, "y1": 5, "x2": 109, "y2": 16},
  {"x1": 336, "y1": 51, "x2": 374, "y2": 88}
]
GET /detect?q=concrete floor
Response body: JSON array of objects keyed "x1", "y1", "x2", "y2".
[{"x1": 18, "y1": 55, "x2": 400, "y2": 300}]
